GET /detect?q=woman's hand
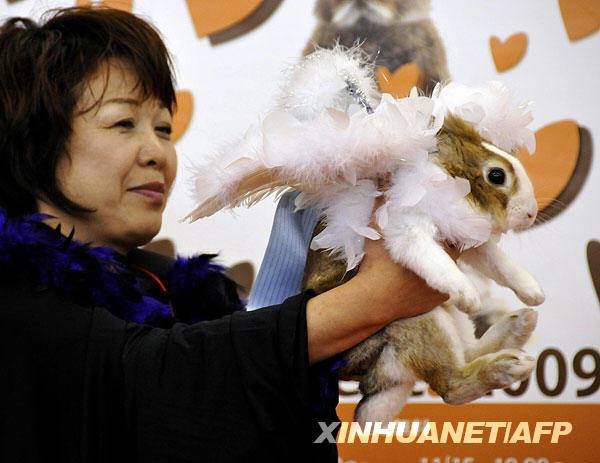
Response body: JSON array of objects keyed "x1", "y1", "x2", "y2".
[{"x1": 353, "y1": 234, "x2": 459, "y2": 325}]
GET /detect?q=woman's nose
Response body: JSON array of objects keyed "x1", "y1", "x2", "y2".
[{"x1": 138, "y1": 133, "x2": 168, "y2": 168}]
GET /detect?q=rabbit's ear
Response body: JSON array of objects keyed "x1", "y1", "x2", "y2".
[
  {"x1": 185, "y1": 159, "x2": 333, "y2": 222},
  {"x1": 185, "y1": 165, "x2": 302, "y2": 222},
  {"x1": 185, "y1": 168, "x2": 278, "y2": 221}
]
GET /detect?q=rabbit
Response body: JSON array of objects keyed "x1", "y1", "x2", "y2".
[
  {"x1": 186, "y1": 47, "x2": 544, "y2": 421},
  {"x1": 301, "y1": 111, "x2": 543, "y2": 424},
  {"x1": 304, "y1": 0, "x2": 450, "y2": 91}
]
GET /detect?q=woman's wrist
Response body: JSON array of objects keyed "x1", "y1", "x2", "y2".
[
  {"x1": 306, "y1": 277, "x2": 386, "y2": 364},
  {"x1": 349, "y1": 260, "x2": 449, "y2": 326},
  {"x1": 305, "y1": 234, "x2": 454, "y2": 364},
  {"x1": 305, "y1": 268, "x2": 447, "y2": 364}
]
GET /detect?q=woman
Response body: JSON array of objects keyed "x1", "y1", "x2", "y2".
[{"x1": 0, "y1": 7, "x2": 451, "y2": 462}]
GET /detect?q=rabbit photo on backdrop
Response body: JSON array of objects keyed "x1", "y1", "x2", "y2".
[{"x1": 304, "y1": 0, "x2": 450, "y2": 90}]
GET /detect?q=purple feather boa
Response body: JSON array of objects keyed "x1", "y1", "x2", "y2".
[{"x1": 0, "y1": 208, "x2": 244, "y2": 325}]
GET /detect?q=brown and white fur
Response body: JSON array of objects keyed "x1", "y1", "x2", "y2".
[{"x1": 345, "y1": 302, "x2": 538, "y2": 424}]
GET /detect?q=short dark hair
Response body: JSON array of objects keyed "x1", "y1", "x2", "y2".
[{"x1": 0, "y1": 7, "x2": 176, "y2": 217}]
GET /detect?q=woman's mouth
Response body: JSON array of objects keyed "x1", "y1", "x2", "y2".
[{"x1": 128, "y1": 182, "x2": 165, "y2": 203}]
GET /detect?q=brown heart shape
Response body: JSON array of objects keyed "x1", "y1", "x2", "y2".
[
  {"x1": 208, "y1": 0, "x2": 283, "y2": 45},
  {"x1": 489, "y1": 32, "x2": 528, "y2": 72},
  {"x1": 185, "y1": 0, "x2": 263, "y2": 38},
  {"x1": 142, "y1": 238, "x2": 176, "y2": 258},
  {"x1": 587, "y1": 240, "x2": 600, "y2": 305},
  {"x1": 376, "y1": 63, "x2": 425, "y2": 98},
  {"x1": 559, "y1": 0, "x2": 600, "y2": 41},
  {"x1": 225, "y1": 261, "x2": 255, "y2": 297},
  {"x1": 517, "y1": 120, "x2": 582, "y2": 213}
]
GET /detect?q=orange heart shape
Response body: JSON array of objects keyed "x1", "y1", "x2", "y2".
[
  {"x1": 185, "y1": 0, "x2": 264, "y2": 38},
  {"x1": 75, "y1": 0, "x2": 132, "y2": 11},
  {"x1": 489, "y1": 33, "x2": 527, "y2": 72},
  {"x1": 559, "y1": 0, "x2": 600, "y2": 41},
  {"x1": 172, "y1": 90, "x2": 193, "y2": 143},
  {"x1": 376, "y1": 63, "x2": 425, "y2": 98},
  {"x1": 517, "y1": 120, "x2": 580, "y2": 211}
]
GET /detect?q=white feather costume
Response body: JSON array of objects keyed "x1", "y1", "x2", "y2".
[{"x1": 187, "y1": 46, "x2": 542, "y2": 314}]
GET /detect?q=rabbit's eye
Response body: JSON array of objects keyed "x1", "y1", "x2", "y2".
[{"x1": 487, "y1": 168, "x2": 506, "y2": 185}]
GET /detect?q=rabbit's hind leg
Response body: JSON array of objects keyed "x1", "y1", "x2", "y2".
[
  {"x1": 354, "y1": 344, "x2": 417, "y2": 426},
  {"x1": 343, "y1": 330, "x2": 387, "y2": 377},
  {"x1": 442, "y1": 349, "x2": 535, "y2": 405},
  {"x1": 463, "y1": 308, "x2": 537, "y2": 361},
  {"x1": 355, "y1": 382, "x2": 415, "y2": 427},
  {"x1": 388, "y1": 308, "x2": 534, "y2": 406},
  {"x1": 354, "y1": 309, "x2": 460, "y2": 425}
]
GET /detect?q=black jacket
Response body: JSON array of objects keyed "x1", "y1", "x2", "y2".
[{"x1": 0, "y1": 223, "x2": 338, "y2": 462}]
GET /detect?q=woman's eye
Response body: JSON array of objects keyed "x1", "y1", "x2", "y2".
[
  {"x1": 114, "y1": 119, "x2": 134, "y2": 129},
  {"x1": 487, "y1": 167, "x2": 506, "y2": 185},
  {"x1": 156, "y1": 125, "x2": 172, "y2": 135},
  {"x1": 156, "y1": 125, "x2": 172, "y2": 139}
]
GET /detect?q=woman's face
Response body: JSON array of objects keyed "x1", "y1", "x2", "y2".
[{"x1": 38, "y1": 61, "x2": 177, "y2": 253}]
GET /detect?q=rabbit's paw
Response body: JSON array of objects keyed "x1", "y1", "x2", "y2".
[
  {"x1": 511, "y1": 271, "x2": 545, "y2": 306},
  {"x1": 486, "y1": 349, "x2": 535, "y2": 389},
  {"x1": 450, "y1": 281, "x2": 482, "y2": 314},
  {"x1": 498, "y1": 309, "x2": 538, "y2": 349}
]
